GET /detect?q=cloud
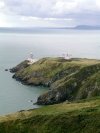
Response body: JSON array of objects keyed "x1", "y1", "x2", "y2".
[
  {"x1": 52, "y1": 1, "x2": 78, "y2": 15},
  {"x1": 2, "y1": 0, "x2": 55, "y2": 17},
  {"x1": 20, "y1": 16, "x2": 73, "y2": 21},
  {"x1": 20, "y1": 16, "x2": 41, "y2": 21},
  {"x1": 52, "y1": 0, "x2": 100, "y2": 16},
  {"x1": 0, "y1": 1, "x2": 4, "y2": 7},
  {"x1": 44, "y1": 18, "x2": 73, "y2": 21},
  {"x1": 0, "y1": 0, "x2": 100, "y2": 27},
  {"x1": 2, "y1": 0, "x2": 100, "y2": 17},
  {"x1": 0, "y1": 13, "x2": 12, "y2": 27}
]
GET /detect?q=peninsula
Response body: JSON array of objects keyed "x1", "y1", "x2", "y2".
[{"x1": 10, "y1": 57, "x2": 100, "y2": 105}]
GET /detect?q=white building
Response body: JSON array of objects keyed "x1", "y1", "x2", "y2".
[{"x1": 59, "y1": 54, "x2": 72, "y2": 60}]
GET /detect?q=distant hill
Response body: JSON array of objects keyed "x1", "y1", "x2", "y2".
[{"x1": 74, "y1": 25, "x2": 100, "y2": 30}]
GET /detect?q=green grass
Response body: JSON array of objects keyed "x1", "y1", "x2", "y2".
[
  {"x1": 14, "y1": 58, "x2": 100, "y2": 79},
  {"x1": 0, "y1": 97, "x2": 100, "y2": 133}
]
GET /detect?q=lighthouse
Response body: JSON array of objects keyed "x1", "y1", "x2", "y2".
[
  {"x1": 28, "y1": 53, "x2": 34, "y2": 64},
  {"x1": 30, "y1": 53, "x2": 33, "y2": 59},
  {"x1": 27, "y1": 53, "x2": 38, "y2": 64}
]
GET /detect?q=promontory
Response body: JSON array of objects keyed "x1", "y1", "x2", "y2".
[{"x1": 10, "y1": 57, "x2": 100, "y2": 105}]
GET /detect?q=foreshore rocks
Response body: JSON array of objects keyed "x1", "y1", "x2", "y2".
[
  {"x1": 10, "y1": 57, "x2": 100, "y2": 105},
  {"x1": 5, "y1": 69, "x2": 8, "y2": 71}
]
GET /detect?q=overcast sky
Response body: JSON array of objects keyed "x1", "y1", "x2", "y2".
[{"x1": 0, "y1": 0, "x2": 100, "y2": 27}]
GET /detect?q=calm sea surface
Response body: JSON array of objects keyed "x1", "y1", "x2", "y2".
[{"x1": 0, "y1": 29, "x2": 100, "y2": 116}]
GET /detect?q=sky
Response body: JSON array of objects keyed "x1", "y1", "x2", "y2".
[{"x1": 0, "y1": 0, "x2": 100, "y2": 27}]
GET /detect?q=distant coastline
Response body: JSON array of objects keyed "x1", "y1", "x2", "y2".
[{"x1": 0, "y1": 25, "x2": 100, "y2": 31}]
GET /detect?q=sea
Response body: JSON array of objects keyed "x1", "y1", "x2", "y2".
[{"x1": 0, "y1": 28, "x2": 100, "y2": 116}]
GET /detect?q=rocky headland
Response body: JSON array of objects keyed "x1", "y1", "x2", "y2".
[{"x1": 10, "y1": 57, "x2": 100, "y2": 105}]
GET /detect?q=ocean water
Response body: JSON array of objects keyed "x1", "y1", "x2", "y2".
[{"x1": 0, "y1": 28, "x2": 100, "y2": 116}]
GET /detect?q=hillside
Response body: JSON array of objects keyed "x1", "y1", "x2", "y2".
[
  {"x1": 0, "y1": 97, "x2": 100, "y2": 133},
  {"x1": 10, "y1": 57, "x2": 100, "y2": 105}
]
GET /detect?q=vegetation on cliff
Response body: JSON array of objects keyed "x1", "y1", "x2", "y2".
[
  {"x1": 10, "y1": 57, "x2": 100, "y2": 105},
  {"x1": 0, "y1": 97, "x2": 100, "y2": 133}
]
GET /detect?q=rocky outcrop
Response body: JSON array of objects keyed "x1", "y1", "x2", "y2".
[
  {"x1": 5, "y1": 69, "x2": 8, "y2": 71},
  {"x1": 11, "y1": 58, "x2": 100, "y2": 105},
  {"x1": 37, "y1": 78, "x2": 81, "y2": 105},
  {"x1": 10, "y1": 60, "x2": 29, "y2": 73}
]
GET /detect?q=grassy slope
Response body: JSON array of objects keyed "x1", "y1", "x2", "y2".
[
  {"x1": 15, "y1": 58, "x2": 100, "y2": 80},
  {"x1": 0, "y1": 97, "x2": 100, "y2": 133}
]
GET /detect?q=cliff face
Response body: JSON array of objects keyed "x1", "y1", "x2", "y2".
[
  {"x1": 10, "y1": 60, "x2": 29, "y2": 73},
  {"x1": 10, "y1": 58, "x2": 100, "y2": 105}
]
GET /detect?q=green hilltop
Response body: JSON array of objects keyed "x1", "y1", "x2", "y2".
[{"x1": 10, "y1": 57, "x2": 100, "y2": 105}]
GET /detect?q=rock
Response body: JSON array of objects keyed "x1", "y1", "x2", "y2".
[{"x1": 5, "y1": 69, "x2": 8, "y2": 71}]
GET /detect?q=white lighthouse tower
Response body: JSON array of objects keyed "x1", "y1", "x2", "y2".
[
  {"x1": 27, "y1": 53, "x2": 38, "y2": 64},
  {"x1": 28, "y1": 53, "x2": 34, "y2": 64},
  {"x1": 30, "y1": 53, "x2": 33, "y2": 59}
]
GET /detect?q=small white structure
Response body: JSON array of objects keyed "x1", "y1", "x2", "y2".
[
  {"x1": 59, "y1": 54, "x2": 72, "y2": 60},
  {"x1": 65, "y1": 54, "x2": 72, "y2": 60}
]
